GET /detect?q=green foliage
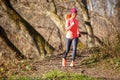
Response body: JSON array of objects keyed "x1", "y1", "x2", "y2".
[
  {"x1": 42, "y1": 70, "x2": 66, "y2": 80},
  {"x1": 113, "y1": 58, "x2": 120, "y2": 69},
  {"x1": 8, "y1": 70, "x2": 103, "y2": 80},
  {"x1": 79, "y1": 47, "x2": 105, "y2": 67},
  {"x1": 105, "y1": 58, "x2": 120, "y2": 70},
  {"x1": 101, "y1": 36, "x2": 120, "y2": 58},
  {"x1": 77, "y1": 41, "x2": 85, "y2": 50},
  {"x1": 0, "y1": 60, "x2": 35, "y2": 80},
  {"x1": 42, "y1": 70, "x2": 102, "y2": 80},
  {"x1": 10, "y1": 76, "x2": 41, "y2": 80},
  {"x1": 79, "y1": 36, "x2": 120, "y2": 69},
  {"x1": 80, "y1": 57, "x2": 98, "y2": 67},
  {"x1": 81, "y1": 35, "x2": 120, "y2": 67}
]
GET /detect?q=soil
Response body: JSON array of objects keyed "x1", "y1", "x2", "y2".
[{"x1": 1, "y1": 50, "x2": 120, "y2": 80}]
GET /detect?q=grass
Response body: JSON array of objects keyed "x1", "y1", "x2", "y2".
[
  {"x1": 8, "y1": 70, "x2": 103, "y2": 80},
  {"x1": 79, "y1": 38, "x2": 120, "y2": 68},
  {"x1": 42, "y1": 70, "x2": 103, "y2": 80},
  {"x1": 0, "y1": 37, "x2": 119, "y2": 80},
  {"x1": 9, "y1": 76, "x2": 41, "y2": 80},
  {"x1": 105, "y1": 58, "x2": 120, "y2": 70},
  {"x1": 80, "y1": 44, "x2": 120, "y2": 72}
]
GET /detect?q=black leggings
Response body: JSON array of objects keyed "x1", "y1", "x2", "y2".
[{"x1": 64, "y1": 37, "x2": 78, "y2": 61}]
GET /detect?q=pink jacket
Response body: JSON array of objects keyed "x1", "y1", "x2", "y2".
[{"x1": 65, "y1": 18, "x2": 80, "y2": 39}]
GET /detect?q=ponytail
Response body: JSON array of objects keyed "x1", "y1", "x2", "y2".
[{"x1": 65, "y1": 13, "x2": 71, "y2": 20}]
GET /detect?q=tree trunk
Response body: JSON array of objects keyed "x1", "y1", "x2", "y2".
[
  {"x1": 0, "y1": 0, "x2": 55, "y2": 58},
  {"x1": 0, "y1": 26, "x2": 26, "y2": 59},
  {"x1": 47, "y1": 11, "x2": 65, "y2": 32},
  {"x1": 45, "y1": 0, "x2": 65, "y2": 50},
  {"x1": 76, "y1": 0, "x2": 95, "y2": 47}
]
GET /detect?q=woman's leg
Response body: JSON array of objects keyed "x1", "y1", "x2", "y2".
[
  {"x1": 64, "y1": 38, "x2": 72, "y2": 59},
  {"x1": 72, "y1": 38, "x2": 78, "y2": 61}
]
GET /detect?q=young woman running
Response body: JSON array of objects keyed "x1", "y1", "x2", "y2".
[{"x1": 62, "y1": 8, "x2": 80, "y2": 67}]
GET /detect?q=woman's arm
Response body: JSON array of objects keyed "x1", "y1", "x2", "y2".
[
  {"x1": 65, "y1": 20, "x2": 68, "y2": 28},
  {"x1": 66, "y1": 21, "x2": 74, "y2": 31},
  {"x1": 77, "y1": 28, "x2": 81, "y2": 37}
]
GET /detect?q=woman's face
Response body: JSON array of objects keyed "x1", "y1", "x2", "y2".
[{"x1": 71, "y1": 13, "x2": 77, "y2": 19}]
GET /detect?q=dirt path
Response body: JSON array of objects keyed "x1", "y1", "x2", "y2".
[
  {"x1": 32, "y1": 51, "x2": 120, "y2": 80},
  {"x1": 2, "y1": 50, "x2": 120, "y2": 80}
]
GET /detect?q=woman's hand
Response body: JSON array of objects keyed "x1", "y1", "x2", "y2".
[
  {"x1": 66, "y1": 27, "x2": 69, "y2": 31},
  {"x1": 66, "y1": 22, "x2": 74, "y2": 31},
  {"x1": 78, "y1": 31, "x2": 81, "y2": 37}
]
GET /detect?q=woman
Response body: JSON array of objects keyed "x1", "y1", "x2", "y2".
[{"x1": 62, "y1": 8, "x2": 80, "y2": 67}]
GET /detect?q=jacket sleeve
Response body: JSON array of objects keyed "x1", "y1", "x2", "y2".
[{"x1": 66, "y1": 19, "x2": 74, "y2": 31}]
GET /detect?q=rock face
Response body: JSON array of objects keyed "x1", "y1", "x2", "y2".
[
  {"x1": 0, "y1": 0, "x2": 120, "y2": 59},
  {"x1": 89, "y1": 0, "x2": 120, "y2": 45}
]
